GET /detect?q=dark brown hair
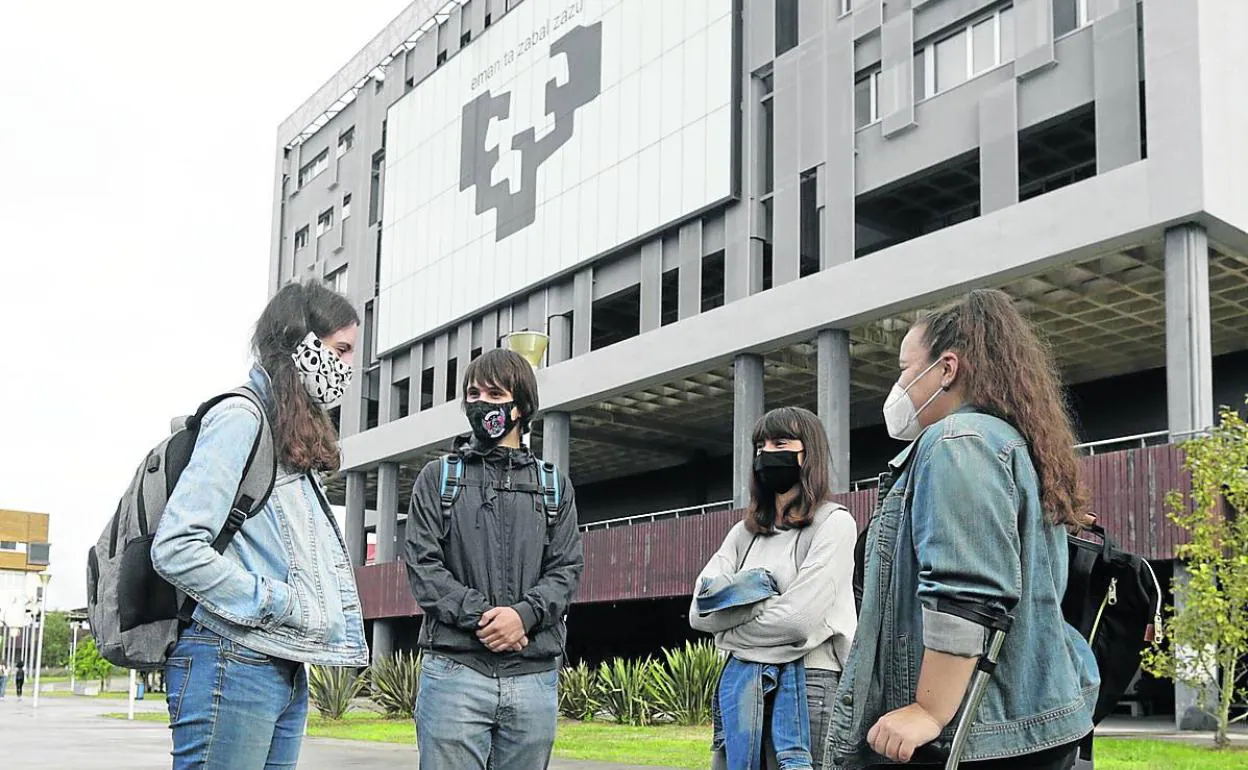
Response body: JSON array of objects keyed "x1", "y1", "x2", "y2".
[
  {"x1": 917, "y1": 289, "x2": 1090, "y2": 528},
  {"x1": 744, "y1": 406, "x2": 833, "y2": 534},
  {"x1": 460, "y1": 349, "x2": 540, "y2": 432},
  {"x1": 252, "y1": 281, "x2": 359, "y2": 473}
]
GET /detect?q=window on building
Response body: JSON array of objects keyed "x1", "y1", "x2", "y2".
[
  {"x1": 921, "y1": 5, "x2": 1014, "y2": 99},
  {"x1": 461, "y1": 31, "x2": 471, "y2": 48},
  {"x1": 840, "y1": 0, "x2": 853, "y2": 16},
  {"x1": 337, "y1": 127, "x2": 355, "y2": 158},
  {"x1": 484, "y1": 12, "x2": 492, "y2": 28},
  {"x1": 0, "y1": 541, "x2": 16, "y2": 551},
  {"x1": 799, "y1": 169, "x2": 819, "y2": 276},
  {"x1": 327, "y1": 267, "x2": 348, "y2": 295},
  {"x1": 758, "y1": 71, "x2": 775, "y2": 195},
  {"x1": 437, "y1": 49, "x2": 448, "y2": 66},
  {"x1": 297, "y1": 149, "x2": 329, "y2": 187},
  {"x1": 342, "y1": 193, "x2": 352, "y2": 220},
  {"x1": 854, "y1": 70, "x2": 880, "y2": 128},
  {"x1": 370, "y1": 151, "x2": 385, "y2": 225},
  {"x1": 294, "y1": 226, "x2": 309, "y2": 251},
  {"x1": 1054, "y1": 0, "x2": 1090, "y2": 38},
  {"x1": 776, "y1": 0, "x2": 799, "y2": 56},
  {"x1": 317, "y1": 208, "x2": 334, "y2": 237}
]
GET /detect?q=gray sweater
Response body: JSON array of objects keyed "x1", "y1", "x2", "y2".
[{"x1": 689, "y1": 502, "x2": 858, "y2": 671}]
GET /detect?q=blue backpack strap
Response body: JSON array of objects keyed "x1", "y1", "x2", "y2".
[
  {"x1": 439, "y1": 455, "x2": 464, "y2": 509},
  {"x1": 537, "y1": 461, "x2": 561, "y2": 517}
]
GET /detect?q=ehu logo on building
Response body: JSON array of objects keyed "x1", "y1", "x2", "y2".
[{"x1": 459, "y1": 17, "x2": 603, "y2": 241}]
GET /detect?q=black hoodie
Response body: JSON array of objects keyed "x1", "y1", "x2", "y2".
[{"x1": 403, "y1": 438, "x2": 583, "y2": 678}]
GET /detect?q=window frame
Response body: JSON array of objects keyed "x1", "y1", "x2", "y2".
[
  {"x1": 1054, "y1": 0, "x2": 1092, "y2": 39},
  {"x1": 294, "y1": 226, "x2": 310, "y2": 251},
  {"x1": 316, "y1": 208, "x2": 334, "y2": 238},
  {"x1": 337, "y1": 127, "x2": 355, "y2": 158},
  {"x1": 917, "y1": 4, "x2": 1014, "y2": 101},
  {"x1": 854, "y1": 69, "x2": 882, "y2": 130},
  {"x1": 298, "y1": 149, "x2": 330, "y2": 188}
]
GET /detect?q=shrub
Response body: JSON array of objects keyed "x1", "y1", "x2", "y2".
[
  {"x1": 647, "y1": 639, "x2": 724, "y2": 726},
  {"x1": 558, "y1": 660, "x2": 601, "y2": 721},
  {"x1": 308, "y1": 665, "x2": 366, "y2": 720},
  {"x1": 597, "y1": 657, "x2": 660, "y2": 726},
  {"x1": 369, "y1": 651, "x2": 423, "y2": 719}
]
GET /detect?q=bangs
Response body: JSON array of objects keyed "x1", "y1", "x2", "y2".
[{"x1": 751, "y1": 408, "x2": 801, "y2": 446}]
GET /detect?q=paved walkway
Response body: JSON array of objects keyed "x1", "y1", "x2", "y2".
[{"x1": 0, "y1": 696, "x2": 679, "y2": 769}]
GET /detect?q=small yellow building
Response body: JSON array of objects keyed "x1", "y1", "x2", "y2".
[{"x1": 0, "y1": 509, "x2": 50, "y2": 573}]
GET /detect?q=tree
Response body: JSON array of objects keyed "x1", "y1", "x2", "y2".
[
  {"x1": 73, "y1": 637, "x2": 114, "y2": 692},
  {"x1": 40, "y1": 611, "x2": 71, "y2": 669},
  {"x1": 1142, "y1": 400, "x2": 1248, "y2": 748}
]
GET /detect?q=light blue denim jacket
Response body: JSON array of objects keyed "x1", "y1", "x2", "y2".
[
  {"x1": 151, "y1": 366, "x2": 369, "y2": 667},
  {"x1": 830, "y1": 409, "x2": 1098, "y2": 766}
]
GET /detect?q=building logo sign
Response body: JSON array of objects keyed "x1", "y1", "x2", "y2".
[{"x1": 459, "y1": 22, "x2": 602, "y2": 241}]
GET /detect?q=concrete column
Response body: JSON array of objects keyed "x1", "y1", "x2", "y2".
[
  {"x1": 817, "y1": 330, "x2": 852, "y2": 493},
  {"x1": 376, "y1": 463, "x2": 399, "y2": 563},
  {"x1": 345, "y1": 470, "x2": 367, "y2": 567},
  {"x1": 733, "y1": 354, "x2": 766, "y2": 509},
  {"x1": 372, "y1": 620, "x2": 395, "y2": 665},
  {"x1": 1173, "y1": 562, "x2": 1219, "y2": 730},
  {"x1": 548, "y1": 313, "x2": 572, "y2": 366},
  {"x1": 542, "y1": 411, "x2": 571, "y2": 473},
  {"x1": 1164, "y1": 224, "x2": 1214, "y2": 439}
]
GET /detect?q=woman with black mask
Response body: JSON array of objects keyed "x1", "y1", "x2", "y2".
[{"x1": 691, "y1": 406, "x2": 859, "y2": 769}]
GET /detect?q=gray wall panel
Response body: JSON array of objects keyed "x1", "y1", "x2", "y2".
[
  {"x1": 410, "y1": 30, "x2": 437, "y2": 84},
  {"x1": 679, "y1": 221, "x2": 705, "y2": 319},
  {"x1": 798, "y1": 43, "x2": 827, "y2": 172},
  {"x1": 640, "y1": 241, "x2": 662, "y2": 332},
  {"x1": 573, "y1": 269, "x2": 593, "y2": 357},
  {"x1": 854, "y1": 0, "x2": 883, "y2": 40},
  {"x1": 824, "y1": 23, "x2": 855, "y2": 268},
  {"x1": 467, "y1": 0, "x2": 486, "y2": 38},
  {"x1": 772, "y1": 58, "x2": 801, "y2": 287},
  {"x1": 880, "y1": 11, "x2": 916, "y2": 137},
  {"x1": 1093, "y1": 4, "x2": 1142, "y2": 173},
  {"x1": 593, "y1": 256, "x2": 641, "y2": 300},
  {"x1": 979, "y1": 80, "x2": 1020, "y2": 214},
  {"x1": 747, "y1": 0, "x2": 774, "y2": 72},
  {"x1": 408, "y1": 343, "x2": 424, "y2": 413},
  {"x1": 432, "y1": 334, "x2": 449, "y2": 407},
  {"x1": 1015, "y1": 0, "x2": 1056, "y2": 77}
]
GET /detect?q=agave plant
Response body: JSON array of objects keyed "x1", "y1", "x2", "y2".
[
  {"x1": 597, "y1": 657, "x2": 660, "y2": 726},
  {"x1": 370, "y1": 650, "x2": 423, "y2": 719},
  {"x1": 308, "y1": 664, "x2": 367, "y2": 721},
  {"x1": 647, "y1": 640, "x2": 725, "y2": 725},
  {"x1": 557, "y1": 661, "x2": 602, "y2": 721}
]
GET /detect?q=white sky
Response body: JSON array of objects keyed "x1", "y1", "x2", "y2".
[{"x1": 0, "y1": 0, "x2": 411, "y2": 610}]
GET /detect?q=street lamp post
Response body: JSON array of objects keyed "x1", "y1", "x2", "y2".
[
  {"x1": 32, "y1": 572, "x2": 51, "y2": 709},
  {"x1": 70, "y1": 622, "x2": 80, "y2": 693}
]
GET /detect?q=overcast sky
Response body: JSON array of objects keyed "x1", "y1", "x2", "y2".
[{"x1": 0, "y1": 0, "x2": 411, "y2": 610}]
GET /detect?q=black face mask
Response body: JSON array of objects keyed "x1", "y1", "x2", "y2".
[
  {"x1": 465, "y1": 400, "x2": 519, "y2": 445},
  {"x1": 753, "y1": 450, "x2": 802, "y2": 494}
]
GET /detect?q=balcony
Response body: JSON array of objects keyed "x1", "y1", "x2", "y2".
[{"x1": 355, "y1": 443, "x2": 1195, "y2": 620}]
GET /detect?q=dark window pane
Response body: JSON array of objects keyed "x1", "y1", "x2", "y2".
[
  {"x1": 761, "y1": 97, "x2": 774, "y2": 193},
  {"x1": 914, "y1": 49, "x2": 927, "y2": 101},
  {"x1": 854, "y1": 75, "x2": 873, "y2": 128},
  {"x1": 776, "y1": 0, "x2": 799, "y2": 56},
  {"x1": 1054, "y1": 0, "x2": 1080, "y2": 37}
]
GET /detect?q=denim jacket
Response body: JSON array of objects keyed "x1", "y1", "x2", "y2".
[
  {"x1": 716, "y1": 657, "x2": 813, "y2": 770},
  {"x1": 830, "y1": 409, "x2": 1098, "y2": 766},
  {"x1": 151, "y1": 365, "x2": 369, "y2": 667}
]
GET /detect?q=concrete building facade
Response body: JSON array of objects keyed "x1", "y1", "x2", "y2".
[{"x1": 271, "y1": 0, "x2": 1248, "y2": 722}]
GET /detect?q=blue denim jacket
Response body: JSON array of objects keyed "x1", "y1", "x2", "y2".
[
  {"x1": 696, "y1": 567, "x2": 779, "y2": 615},
  {"x1": 716, "y1": 657, "x2": 813, "y2": 770},
  {"x1": 151, "y1": 366, "x2": 369, "y2": 667},
  {"x1": 830, "y1": 409, "x2": 1098, "y2": 766}
]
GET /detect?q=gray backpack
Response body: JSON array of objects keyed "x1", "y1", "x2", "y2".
[{"x1": 86, "y1": 387, "x2": 276, "y2": 670}]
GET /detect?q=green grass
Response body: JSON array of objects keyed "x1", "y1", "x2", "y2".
[
  {"x1": 46, "y1": 689, "x2": 166, "y2": 701},
  {"x1": 98, "y1": 712, "x2": 1248, "y2": 770}
]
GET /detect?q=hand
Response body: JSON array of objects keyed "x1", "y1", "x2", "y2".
[
  {"x1": 477, "y1": 607, "x2": 527, "y2": 653},
  {"x1": 868, "y1": 703, "x2": 944, "y2": 762}
]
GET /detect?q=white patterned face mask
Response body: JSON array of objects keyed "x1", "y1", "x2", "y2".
[{"x1": 291, "y1": 332, "x2": 353, "y2": 408}]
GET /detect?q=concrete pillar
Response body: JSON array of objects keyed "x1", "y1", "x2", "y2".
[
  {"x1": 548, "y1": 313, "x2": 572, "y2": 366},
  {"x1": 376, "y1": 463, "x2": 399, "y2": 563},
  {"x1": 542, "y1": 411, "x2": 571, "y2": 473},
  {"x1": 1173, "y1": 562, "x2": 1219, "y2": 730},
  {"x1": 372, "y1": 621, "x2": 396, "y2": 666},
  {"x1": 733, "y1": 354, "x2": 766, "y2": 509},
  {"x1": 1164, "y1": 223, "x2": 1214, "y2": 439},
  {"x1": 817, "y1": 330, "x2": 852, "y2": 493},
  {"x1": 345, "y1": 470, "x2": 367, "y2": 567}
]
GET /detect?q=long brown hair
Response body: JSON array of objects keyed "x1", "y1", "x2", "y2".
[
  {"x1": 252, "y1": 281, "x2": 359, "y2": 473},
  {"x1": 917, "y1": 289, "x2": 1090, "y2": 528},
  {"x1": 745, "y1": 406, "x2": 833, "y2": 534}
]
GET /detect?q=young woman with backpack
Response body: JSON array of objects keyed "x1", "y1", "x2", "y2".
[
  {"x1": 690, "y1": 406, "x2": 859, "y2": 769},
  {"x1": 829, "y1": 290, "x2": 1099, "y2": 769},
  {"x1": 150, "y1": 281, "x2": 369, "y2": 769}
]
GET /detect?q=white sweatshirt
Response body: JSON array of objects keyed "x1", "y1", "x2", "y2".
[{"x1": 689, "y1": 502, "x2": 859, "y2": 671}]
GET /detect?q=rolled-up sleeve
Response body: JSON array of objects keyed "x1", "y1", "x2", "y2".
[{"x1": 911, "y1": 433, "x2": 1022, "y2": 657}]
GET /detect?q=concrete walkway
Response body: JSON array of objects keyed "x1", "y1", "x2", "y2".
[{"x1": 0, "y1": 696, "x2": 681, "y2": 769}]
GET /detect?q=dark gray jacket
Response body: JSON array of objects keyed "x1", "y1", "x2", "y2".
[{"x1": 403, "y1": 439, "x2": 583, "y2": 677}]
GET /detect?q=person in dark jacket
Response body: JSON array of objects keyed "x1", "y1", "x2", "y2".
[
  {"x1": 404, "y1": 348, "x2": 584, "y2": 770},
  {"x1": 14, "y1": 661, "x2": 25, "y2": 698}
]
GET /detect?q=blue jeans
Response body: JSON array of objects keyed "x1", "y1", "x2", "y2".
[
  {"x1": 415, "y1": 653, "x2": 558, "y2": 770},
  {"x1": 715, "y1": 657, "x2": 812, "y2": 770},
  {"x1": 0, "y1": 674, "x2": 7, "y2": 698},
  {"x1": 164, "y1": 623, "x2": 309, "y2": 770}
]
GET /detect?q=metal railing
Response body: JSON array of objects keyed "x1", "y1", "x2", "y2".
[{"x1": 578, "y1": 500, "x2": 734, "y2": 533}]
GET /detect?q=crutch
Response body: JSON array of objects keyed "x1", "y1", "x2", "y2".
[{"x1": 913, "y1": 601, "x2": 1014, "y2": 770}]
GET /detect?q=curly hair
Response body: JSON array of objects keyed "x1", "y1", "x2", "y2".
[
  {"x1": 252, "y1": 281, "x2": 359, "y2": 473},
  {"x1": 917, "y1": 289, "x2": 1091, "y2": 528}
]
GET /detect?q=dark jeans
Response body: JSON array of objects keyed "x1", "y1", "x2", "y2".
[
  {"x1": 865, "y1": 739, "x2": 1080, "y2": 770},
  {"x1": 805, "y1": 668, "x2": 841, "y2": 769}
]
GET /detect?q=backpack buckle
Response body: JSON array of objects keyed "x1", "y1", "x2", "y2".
[
  {"x1": 224, "y1": 507, "x2": 248, "y2": 533},
  {"x1": 440, "y1": 475, "x2": 460, "y2": 507}
]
